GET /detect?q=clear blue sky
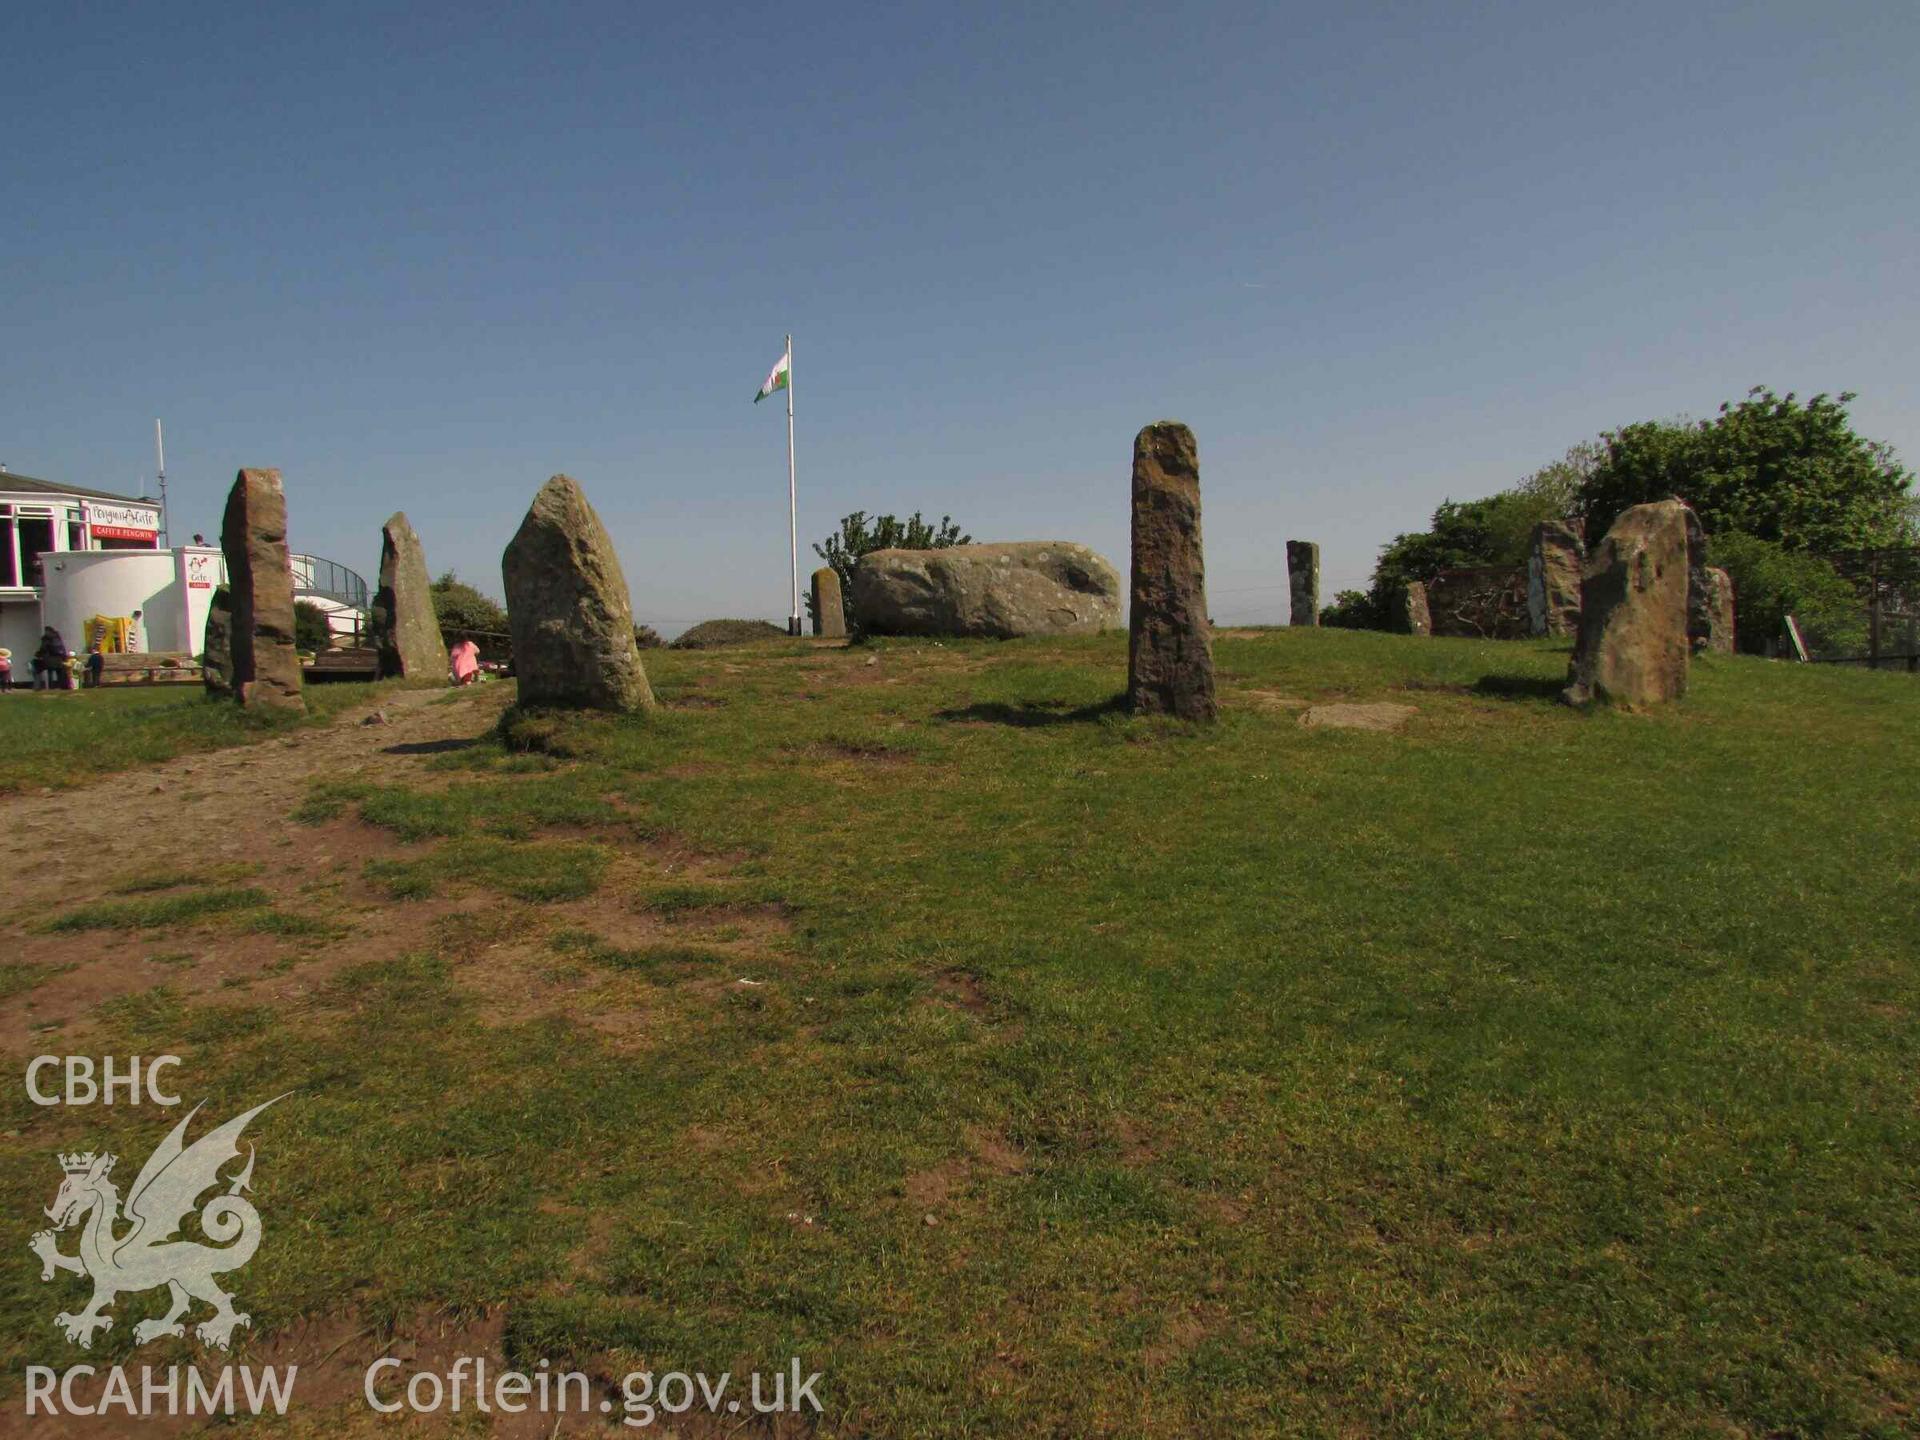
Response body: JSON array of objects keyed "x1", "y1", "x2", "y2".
[{"x1": 6, "y1": 1, "x2": 1916, "y2": 631}]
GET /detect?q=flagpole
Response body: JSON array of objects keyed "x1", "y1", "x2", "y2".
[{"x1": 785, "y1": 333, "x2": 800, "y2": 636}]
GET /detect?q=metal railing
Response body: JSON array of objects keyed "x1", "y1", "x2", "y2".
[{"x1": 291, "y1": 553, "x2": 370, "y2": 609}]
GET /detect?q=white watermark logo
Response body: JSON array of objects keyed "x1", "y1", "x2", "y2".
[
  {"x1": 30, "y1": 1094, "x2": 287, "y2": 1350},
  {"x1": 363, "y1": 1356, "x2": 825, "y2": 1428}
]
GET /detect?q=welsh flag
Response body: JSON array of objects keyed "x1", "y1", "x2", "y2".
[{"x1": 754, "y1": 347, "x2": 790, "y2": 404}]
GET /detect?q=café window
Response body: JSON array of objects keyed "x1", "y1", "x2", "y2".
[
  {"x1": 67, "y1": 509, "x2": 85, "y2": 551},
  {"x1": 0, "y1": 507, "x2": 14, "y2": 587},
  {"x1": 16, "y1": 509, "x2": 55, "y2": 588}
]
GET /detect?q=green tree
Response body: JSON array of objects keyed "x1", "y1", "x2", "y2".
[
  {"x1": 429, "y1": 571, "x2": 510, "y2": 638},
  {"x1": 810, "y1": 511, "x2": 971, "y2": 631},
  {"x1": 1510, "y1": 440, "x2": 1602, "y2": 535},
  {"x1": 1577, "y1": 388, "x2": 1916, "y2": 551},
  {"x1": 1350, "y1": 443, "x2": 1596, "y2": 628}
]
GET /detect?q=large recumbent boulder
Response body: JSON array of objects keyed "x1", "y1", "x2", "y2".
[{"x1": 850, "y1": 542, "x2": 1121, "y2": 638}]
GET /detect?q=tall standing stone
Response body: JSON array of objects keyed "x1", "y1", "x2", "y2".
[
  {"x1": 1395, "y1": 581, "x2": 1432, "y2": 637},
  {"x1": 1702, "y1": 567, "x2": 1736, "y2": 654},
  {"x1": 374, "y1": 512, "x2": 450, "y2": 681},
  {"x1": 1681, "y1": 504, "x2": 1719, "y2": 655},
  {"x1": 1286, "y1": 541, "x2": 1320, "y2": 627},
  {"x1": 501, "y1": 475, "x2": 655, "y2": 712},
  {"x1": 201, "y1": 588, "x2": 233, "y2": 697},
  {"x1": 1562, "y1": 499, "x2": 1693, "y2": 709},
  {"x1": 219, "y1": 469, "x2": 303, "y2": 711},
  {"x1": 810, "y1": 566, "x2": 847, "y2": 638},
  {"x1": 1527, "y1": 520, "x2": 1585, "y2": 638},
  {"x1": 1126, "y1": 422, "x2": 1216, "y2": 721}
]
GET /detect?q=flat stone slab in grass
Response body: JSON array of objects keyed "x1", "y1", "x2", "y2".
[
  {"x1": 1239, "y1": 688, "x2": 1312, "y2": 711},
  {"x1": 1298, "y1": 702, "x2": 1417, "y2": 732}
]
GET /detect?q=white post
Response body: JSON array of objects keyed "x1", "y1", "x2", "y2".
[
  {"x1": 154, "y1": 418, "x2": 170, "y2": 548},
  {"x1": 785, "y1": 334, "x2": 801, "y2": 635}
]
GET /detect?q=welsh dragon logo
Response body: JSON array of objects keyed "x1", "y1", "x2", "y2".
[{"x1": 29, "y1": 1096, "x2": 286, "y2": 1350}]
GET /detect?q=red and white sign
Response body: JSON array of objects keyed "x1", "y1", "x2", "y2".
[
  {"x1": 84, "y1": 501, "x2": 161, "y2": 543},
  {"x1": 185, "y1": 551, "x2": 219, "y2": 590}
]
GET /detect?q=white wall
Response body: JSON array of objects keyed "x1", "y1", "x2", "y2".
[
  {"x1": 0, "y1": 600, "x2": 43, "y2": 668},
  {"x1": 26, "y1": 546, "x2": 365, "y2": 660},
  {"x1": 39, "y1": 550, "x2": 185, "y2": 651},
  {"x1": 177, "y1": 548, "x2": 222, "y2": 656}
]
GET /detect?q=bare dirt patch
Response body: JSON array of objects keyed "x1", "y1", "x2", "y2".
[
  {"x1": 903, "y1": 1128, "x2": 1030, "y2": 1219},
  {"x1": 798, "y1": 738, "x2": 916, "y2": 764},
  {"x1": 932, "y1": 969, "x2": 989, "y2": 1014},
  {"x1": 904, "y1": 1160, "x2": 962, "y2": 1210},
  {"x1": 1110, "y1": 1114, "x2": 1163, "y2": 1165},
  {"x1": 1141, "y1": 1305, "x2": 1228, "y2": 1371},
  {"x1": 296, "y1": 814, "x2": 407, "y2": 870},
  {"x1": 969, "y1": 1128, "x2": 1028, "y2": 1176}
]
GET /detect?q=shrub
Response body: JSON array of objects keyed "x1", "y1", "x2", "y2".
[
  {"x1": 293, "y1": 600, "x2": 332, "y2": 652},
  {"x1": 1320, "y1": 590, "x2": 1381, "y2": 629},
  {"x1": 811, "y1": 510, "x2": 971, "y2": 634},
  {"x1": 430, "y1": 572, "x2": 509, "y2": 638},
  {"x1": 1708, "y1": 533, "x2": 1865, "y2": 656},
  {"x1": 634, "y1": 624, "x2": 665, "y2": 650}
]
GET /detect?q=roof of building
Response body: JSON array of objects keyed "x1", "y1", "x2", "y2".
[{"x1": 0, "y1": 470, "x2": 158, "y2": 506}]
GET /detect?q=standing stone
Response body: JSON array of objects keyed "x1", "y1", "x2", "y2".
[
  {"x1": 810, "y1": 566, "x2": 847, "y2": 638},
  {"x1": 201, "y1": 588, "x2": 233, "y2": 697},
  {"x1": 1702, "y1": 567, "x2": 1736, "y2": 654},
  {"x1": 373, "y1": 512, "x2": 450, "y2": 681},
  {"x1": 1126, "y1": 422, "x2": 1216, "y2": 721},
  {"x1": 219, "y1": 469, "x2": 303, "y2": 711},
  {"x1": 1527, "y1": 520, "x2": 1585, "y2": 638},
  {"x1": 1681, "y1": 504, "x2": 1720, "y2": 655},
  {"x1": 1286, "y1": 541, "x2": 1320, "y2": 627},
  {"x1": 501, "y1": 475, "x2": 655, "y2": 712},
  {"x1": 1562, "y1": 499, "x2": 1693, "y2": 708},
  {"x1": 1395, "y1": 581, "x2": 1432, "y2": 637}
]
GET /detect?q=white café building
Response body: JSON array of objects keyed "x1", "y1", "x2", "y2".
[{"x1": 0, "y1": 465, "x2": 369, "y2": 662}]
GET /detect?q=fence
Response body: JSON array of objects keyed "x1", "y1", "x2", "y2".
[
  {"x1": 1800, "y1": 546, "x2": 1920, "y2": 671},
  {"x1": 290, "y1": 553, "x2": 370, "y2": 610}
]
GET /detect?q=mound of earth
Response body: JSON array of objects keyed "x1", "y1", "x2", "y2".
[{"x1": 670, "y1": 618, "x2": 791, "y2": 649}]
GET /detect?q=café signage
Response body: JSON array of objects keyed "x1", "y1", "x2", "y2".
[{"x1": 84, "y1": 502, "x2": 162, "y2": 543}]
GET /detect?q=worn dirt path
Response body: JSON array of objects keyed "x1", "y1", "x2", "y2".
[{"x1": 0, "y1": 684, "x2": 513, "y2": 1051}]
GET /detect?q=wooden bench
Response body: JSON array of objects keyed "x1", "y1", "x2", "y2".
[{"x1": 97, "y1": 652, "x2": 203, "y2": 686}]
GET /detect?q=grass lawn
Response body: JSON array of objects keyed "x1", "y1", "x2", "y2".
[
  {"x1": 0, "y1": 680, "x2": 398, "y2": 793},
  {"x1": 1, "y1": 629, "x2": 1915, "y2": 1436}
]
